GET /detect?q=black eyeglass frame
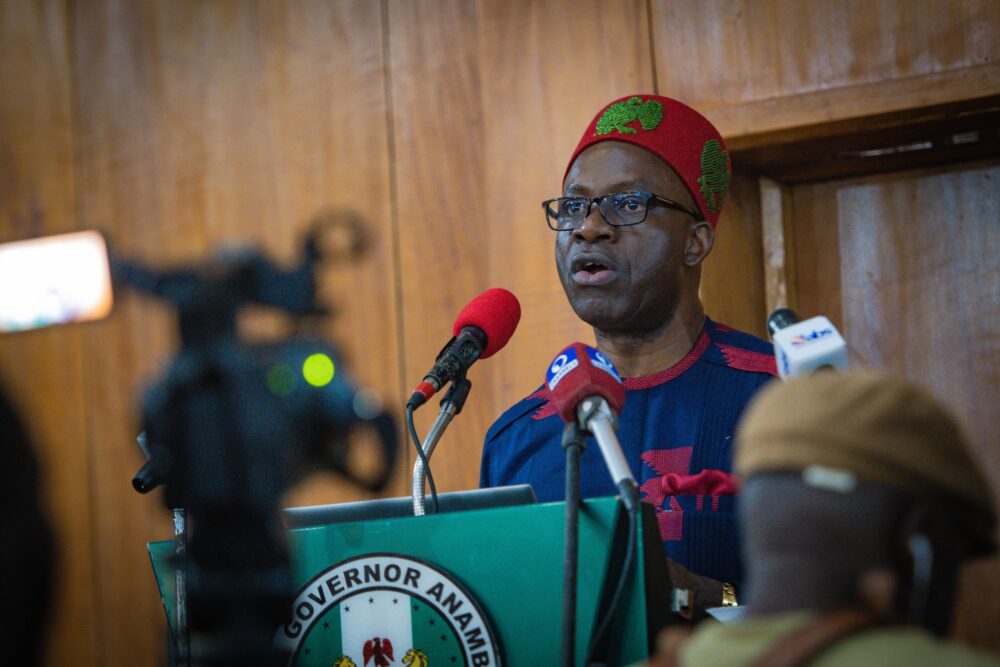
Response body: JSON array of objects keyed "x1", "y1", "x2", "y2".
[{"x1": 541, "y1": 191, "x2": 704, "y2": 231}]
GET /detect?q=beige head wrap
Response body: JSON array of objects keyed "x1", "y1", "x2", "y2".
[{"x1": 736, "y1": 370, "x2": 996, "y2": 550}]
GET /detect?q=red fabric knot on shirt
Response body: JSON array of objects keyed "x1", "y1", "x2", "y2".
[{"x1": 659, "y1": 469, "x2": 740, "y2": 496}]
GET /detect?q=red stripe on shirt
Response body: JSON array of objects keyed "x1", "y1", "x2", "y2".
[{"x1": 715, "y1": 342, "x2": 778, "y2": 377}]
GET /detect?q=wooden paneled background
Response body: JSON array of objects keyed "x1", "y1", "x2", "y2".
[{"x1": 1, "y1": 1, "x2": 997, "y2": 663}]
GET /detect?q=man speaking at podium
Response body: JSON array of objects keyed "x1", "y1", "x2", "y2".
[{"x1": 480, "y1": 95, "x2": 776, "y2": 617}]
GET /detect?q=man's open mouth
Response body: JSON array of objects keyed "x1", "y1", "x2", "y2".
[{"x1": 571, "y1": 256, "x2": 618, "y2": 286}]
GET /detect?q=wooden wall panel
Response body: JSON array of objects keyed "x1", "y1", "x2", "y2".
[
  {"x1": 788, "y1": 182, "x2": 844, "y2": 328},
  {"x1": 700, "y1": 171, "x2": 767, "y2": 337},
  {"x1": 387, "y1": 0, "x2": 491, "y2": 491},
  {"x1": 790, "y1": 159, "x2": 1000, "y2": 652},
  {"x1": 71, "y1": 0, "x2": 396, "y2": 663},
  {"x1": 0, "y1": 1, "x2": 99, "y2": 663},
  {"x1": 654, "y1": 0, "x2": 999, "y2": 107},
  {"x1": 651, "y1": 0, "x2": 1000, "y2": 143},
  {"x1": 478, "y1": 0, "x2": 655, "y2": 411},
  {"x1": 757, "y1": 176, "x2": 797, "y2": 315}
]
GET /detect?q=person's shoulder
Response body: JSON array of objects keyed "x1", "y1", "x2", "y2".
[
  {"x1": 707, "y1": 319, "x2": 773, "y2": 354},
  {"x1": 484, "y1": 385, "x2": 556, "y2": 443},
  {"x1": 821, "y1": 626, "x2": 1000, "y2": 666},
  {"x1": 681, "y1": 615, "x2": 1000, "y2": 667},
  {"x1": 680, "y1": 613, "x2": 812, "y2": 666},
  {"x1": 703, "y1": 318, "x2": 777, "y2": 378}
]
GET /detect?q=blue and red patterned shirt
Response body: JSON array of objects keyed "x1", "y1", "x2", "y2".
[{"x1": 479, "y1": 318, "x2": 776, "y2": 586}]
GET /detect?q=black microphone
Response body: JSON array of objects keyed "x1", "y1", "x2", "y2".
[{"x1": 407, "y1": 288, "x2": 521, "y2": 409}]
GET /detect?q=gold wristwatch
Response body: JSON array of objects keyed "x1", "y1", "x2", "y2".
[{"x1": 721, "y1": 582, "x2": 738, "y2": 607}]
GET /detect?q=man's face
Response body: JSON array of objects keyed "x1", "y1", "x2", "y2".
[{"x1": 556, "y1": 141, "x2": 699, "y2": 336}]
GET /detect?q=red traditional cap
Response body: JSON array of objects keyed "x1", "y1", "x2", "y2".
[{"x1": 565, "y1": 94, "x2": 731, "y2": 228}]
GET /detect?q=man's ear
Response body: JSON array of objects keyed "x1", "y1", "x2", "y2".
[{"x1": 684, "y1": 221, "x2": 714, "y2": 266}]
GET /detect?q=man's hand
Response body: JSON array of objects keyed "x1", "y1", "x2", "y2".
[{"x1": 666, "y1": 558, "x2": 727, "y2": 622}]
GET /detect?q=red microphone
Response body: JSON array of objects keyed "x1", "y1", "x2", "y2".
[
  {"x1": 452, "y1": 287, "x2": 521, "y2": 358},
  {"x1": 546, "y1": 342, "x2": 624, "y2": 423},
  {"x1": 546, "y1": 342, "x2": 637, "y2": 510},
  {"x1": 408, "y1": 288, "x2": 521, "y2": 409}
]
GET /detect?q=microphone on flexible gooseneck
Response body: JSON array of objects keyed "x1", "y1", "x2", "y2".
[
  {"x1": 547, "y1": 342, "x2": 638, "y2": 510},
  {"x1": 406, "y1": 288, "x2": 521, "y2": 516},
  {"x1": 407, "y1": 288, "x2": 521, "y2": 409}
]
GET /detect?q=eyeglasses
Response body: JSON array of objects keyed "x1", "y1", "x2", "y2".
[{"x1": 542, "y1": 191, "x2": 703, "y2": 231}]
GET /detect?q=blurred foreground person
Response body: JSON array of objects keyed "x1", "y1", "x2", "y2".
[
  {"x1": 0, "y1": 386, "x2": 53, "y2": 665},
  {"x1": 654, "y1": 370, "x2": 999, "y2": 666}
]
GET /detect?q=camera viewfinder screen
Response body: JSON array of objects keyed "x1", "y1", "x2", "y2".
[{"x1": 0, "y1": 230, "x2": 114, "y2": 333}]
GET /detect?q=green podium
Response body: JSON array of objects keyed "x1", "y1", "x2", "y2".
[{"x1": 149, "y1": 496, "x2": 670, "y2": 665}]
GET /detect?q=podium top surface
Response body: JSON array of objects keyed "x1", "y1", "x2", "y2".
[{"x1": 282, "y1": 485, "x2": 537, "y2": 529}]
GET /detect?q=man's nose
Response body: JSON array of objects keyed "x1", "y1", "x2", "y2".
[{"x1": 572, "y1": 203, "x2": 617, "y2": 243}]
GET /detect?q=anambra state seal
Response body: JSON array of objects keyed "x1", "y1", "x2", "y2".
[{"x1": 276, "y1": 554, "x2": 501, "y2": 666}]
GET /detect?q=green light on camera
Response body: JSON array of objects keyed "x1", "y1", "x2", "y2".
[
  {"x1": 266, "y1": 364, "x2": 296, "y2": 396},
  {"x1": 302, "y1": 353, "x2": 335, "y2": 387}
]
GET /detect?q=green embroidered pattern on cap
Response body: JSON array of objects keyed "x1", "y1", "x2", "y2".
[
  {"x1": 696, "y1": 139, "x2": 730, "y2": 213},
  {"x1": 594, "y1": 97, "x2": 664, "y2": 136}
]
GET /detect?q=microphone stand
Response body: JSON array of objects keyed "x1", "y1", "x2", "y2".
[
  {"x1": 173, "y1": 507, "x2": 190, "y2": 667},
  {"x1": 135, "y1": 433, "x2": 190, "y2": 664},
  {"x1": 411, "y1": 374, "x2": 473, "y2": 516},
  {"x1": 561, "y1": 421, "x2": 587, "y2": 667}
]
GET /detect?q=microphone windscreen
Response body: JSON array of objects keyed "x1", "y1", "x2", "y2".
[
  {"x1": 546, "y1": 342, "x2": 625, "y2": 423},
  {"x1": 452, "y1": 288, "x2": 521, "y2": 359}
]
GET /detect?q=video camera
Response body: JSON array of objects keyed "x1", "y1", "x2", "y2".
[{"x1": 0, "y1": 217, "x2": 399, "y2": 665}]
